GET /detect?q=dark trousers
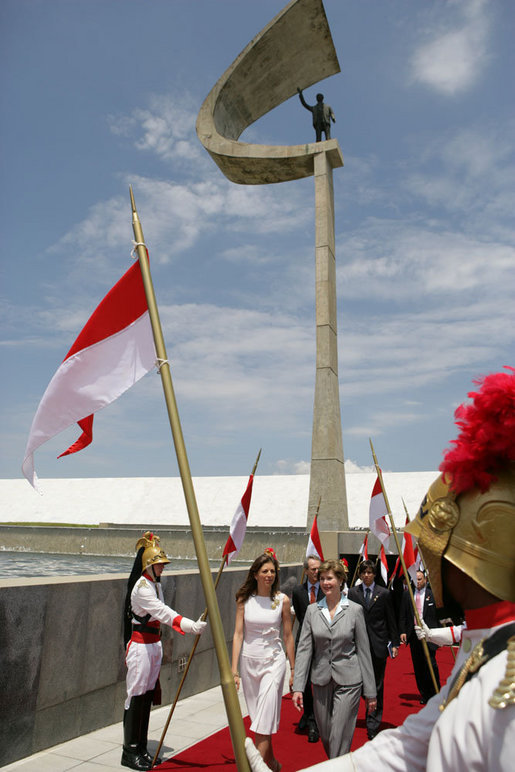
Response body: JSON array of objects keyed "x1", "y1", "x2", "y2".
[
  {"x1": 299, "y1": 677, "x2": 316, "y2": 728},
  {"x1": 409, "y1": 637, "x2": 440, "y2": 702},
  {"x1": 366, "y1": 652, "x2": 387, "y2": 737}
]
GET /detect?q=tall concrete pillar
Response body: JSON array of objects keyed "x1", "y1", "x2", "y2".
[
  {"x1": 195, "y1": 0, "x2": 348, "y2": 555},
  {"x1": 308, "y1": 149, "x2": 348, "y2": 540}
]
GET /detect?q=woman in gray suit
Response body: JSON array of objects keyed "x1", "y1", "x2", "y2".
[{"x1": 292, "y1": 559, "x2": 376, "y2": 758}]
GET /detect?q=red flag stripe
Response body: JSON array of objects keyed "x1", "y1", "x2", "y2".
[
  {"x1": 222, "y1": 475, "x2": 254, "y2": 563},
  {"x1": 64, "y1": 259, "x2": 148, "y2": 359}
]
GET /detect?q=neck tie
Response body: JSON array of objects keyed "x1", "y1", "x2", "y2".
[
  {"x1": 365, "y1": 587, "x2": 371, "y2": 607},
  {"x1": 415, "y1": 590, "x2": 423, "y2": 618},
  {"x1": 310, "y1": 585, "x2": 316, "y2": 604}
]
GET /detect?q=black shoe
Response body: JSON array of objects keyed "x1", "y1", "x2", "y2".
[
  {"x1": 139, "y1": 747, "x2": 162, "y2": 766},
  {"x1": 308, "y1": 723, "x2": 319, "y2": 743},
  {"x1": 121, "y1": 745, "x2": 152, "y2": 770}
]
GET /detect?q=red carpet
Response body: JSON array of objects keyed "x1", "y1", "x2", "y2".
[{"x1": 158, "y1": 646, "x2": 455, "y2": 771}]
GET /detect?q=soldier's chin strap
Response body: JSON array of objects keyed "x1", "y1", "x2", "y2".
[{"x1": 144, "y1": 565, "x2": 161, "y2": 583}]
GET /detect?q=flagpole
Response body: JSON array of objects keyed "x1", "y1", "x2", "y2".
[
  {"x1": 151, "y1": 448, "x2": 262, "y2": 767},
  {"x1": 369, "y1": 438, "x2": 440, "y2": 694},
  {"x1": 350, "y1": 530, "x2": 369, "y2": 587},
  {"x1": 130, "y1": 188, "x2": 250, "y2": 772},
  {"x1": 387, "y1": 499, "x2": 410, "y2": 589}
]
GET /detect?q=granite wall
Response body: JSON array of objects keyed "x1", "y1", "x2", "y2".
[{"x1": 0, "y1": 563, "x2": 301, "y2": 767}]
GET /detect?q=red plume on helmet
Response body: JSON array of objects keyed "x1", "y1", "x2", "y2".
[{"x1": 439, "y1": 366, "x2": 515, "y2": 496}]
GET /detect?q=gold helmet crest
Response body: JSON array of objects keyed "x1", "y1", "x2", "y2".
[{"x1": 135, "y1": 531, "x2": 170, "y2": 573}]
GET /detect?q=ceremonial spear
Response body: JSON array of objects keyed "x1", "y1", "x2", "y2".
[
  {"x1": 130, "y1": 188, "x2": 250, "y2": 771},
  {"x1": 369, "y1": 439, "x2": 440, "y2": 694}
]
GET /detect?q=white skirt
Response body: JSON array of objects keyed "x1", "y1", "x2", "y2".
[{"x1": 240, "y1": 649, "x2": 286, "y2": 735}]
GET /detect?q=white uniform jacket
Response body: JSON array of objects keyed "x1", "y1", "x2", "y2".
[{"x1": 130, "y1": 574, "x2": 183, "y2": 633}]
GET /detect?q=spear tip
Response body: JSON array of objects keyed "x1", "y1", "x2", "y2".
[
  {"x1": 129, "y1": 185, "x2": 136, "y2": 213},
  {"x1": 251, "y1": 448, "x2": 262, "y2": 476}
]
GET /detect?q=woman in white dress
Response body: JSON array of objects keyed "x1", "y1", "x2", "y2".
[{"x1": 232, "y1": 549, "x2": 295, "y2": 771}]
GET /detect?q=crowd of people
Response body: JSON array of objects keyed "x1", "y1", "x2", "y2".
[
  {"x1": 121, "y1": 368, "x2": 514, "y2": 771},
  {"x1": 231, "y1": 548, "x2": 449, "y2": 768},
  {"x1": 245, "y1": 368, "x2": 514, "y2": 770}
]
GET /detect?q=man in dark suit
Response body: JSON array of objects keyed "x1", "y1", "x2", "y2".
[
  {"x1": 291, "y1": 554, "x2": 323, "y2": 742},
  {"x1": 400, "y1": 570, "x2": 441, "y2": 704},
  {"x1": 348, "y1": 559, "x2": 399, "y2": 739}
]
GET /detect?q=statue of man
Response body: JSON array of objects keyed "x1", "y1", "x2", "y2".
[{"x1": 297, "y1": 88, "x2": 336, "y2": 141}]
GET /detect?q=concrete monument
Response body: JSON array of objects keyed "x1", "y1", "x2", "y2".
[{"x1": 196, "y1": 0, "x2": 349, "y2": 554}]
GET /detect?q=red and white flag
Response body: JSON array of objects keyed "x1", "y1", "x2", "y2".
[
  {"x1": 391, "y1": 514, "x2": 418, "y2": 584},
  {"x1": 222, "y1": 475, "x2": 255, "y2": 564},
  {"x1": 358, "y1": 532, "x2": 369, "y2": 560},
  {"x1": 22, "y1": 260, "x2": 155, "y2": 489},
  {"x1": 379, "y1": 545, "x2": 389, "y2": 585},
  {"x1": 369, "y1": 473, "x2": 390, "y2": 547},
  {"x1": 403, "y1": 528, "x2": 418, "y2": 585},
  {"x1": 305, "y1": 513, "x2": 324, "y2": 561}
]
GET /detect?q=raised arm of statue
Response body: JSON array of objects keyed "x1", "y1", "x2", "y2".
[{"x1": 297, "y1": 87, "x2": 311, "y2": 112}]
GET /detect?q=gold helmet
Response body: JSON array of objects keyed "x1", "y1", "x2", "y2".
[
  {"x1": 135, "y1": 531, "x2": 170, "y2": 573},
  {"x1": 406, "y1": 368, "x2": 515, "y2": 607}
]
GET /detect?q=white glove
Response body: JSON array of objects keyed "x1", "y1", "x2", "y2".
[
  {"x1": 180, "y1": 616, "x2": 207, "y2": 635},
  {"x1": 415, "y1": 621, "x2": 430, "y2": 640},
  {"x1": 415, "y1": 622, "x2": 456, "y2": 647}
]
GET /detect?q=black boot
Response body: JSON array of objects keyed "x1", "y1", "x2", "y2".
[
  {"x1": 121, "y1": 695, "x2": 151, "y2": 770},
  {"x1": 138, "y1": 691, "x2": 162, "y2": 766}
]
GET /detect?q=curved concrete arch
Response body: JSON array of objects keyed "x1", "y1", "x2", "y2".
[{"x1": 196, "y1": 0, "x2": 343, "y2": 185}]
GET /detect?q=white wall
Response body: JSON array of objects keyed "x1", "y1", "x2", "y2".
[{"x1": 1, "y1": 471, "x2": 438, "y2": 529}]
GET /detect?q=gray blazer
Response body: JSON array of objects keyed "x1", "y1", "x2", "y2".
[{"x1": 292, "y1": 598, "x2": 376, "y2": 699}]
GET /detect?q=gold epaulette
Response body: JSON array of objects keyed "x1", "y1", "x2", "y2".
[{"x1": 489, "y1": 636, "x2": 515, "y2": 710}]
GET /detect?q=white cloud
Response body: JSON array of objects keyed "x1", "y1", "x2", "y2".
[
  {"x1": 108, "y1": 93, "x2": 201, "y2": 163},
  {"x1": 274, "y1": 459, "x2": 310, "y2": 475},
  {"x1": 344, "y1": 410, "x2": 423, "y2": 438},
  {"x1": 403, "y1": 124, "x2": 515, "y2": 241},
  {"x1": 410, "y1": 0, "x2": 491, "y2": 95},
  {"x1": 338, "y1": 220, "x2": 515, "y2": 301},
  {"x1": 344, "y1": 460, "x2": 374, "y2": 474}
]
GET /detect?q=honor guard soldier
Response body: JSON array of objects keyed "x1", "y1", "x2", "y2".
[
  {"x1": 246, "y1": 367, "x2": 515, "y2": 771},
  {"x1": 122, "y1": 531, "x2": 207, "y2": 771}
]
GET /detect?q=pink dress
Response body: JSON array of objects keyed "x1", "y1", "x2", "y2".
[{"x1": 240, "y1": 593, "x2": 286, "y2": 734}]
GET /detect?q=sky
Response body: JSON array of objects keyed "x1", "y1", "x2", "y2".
[{"x1": 1, "y1": 0, "x2": 514, "y2": 486}]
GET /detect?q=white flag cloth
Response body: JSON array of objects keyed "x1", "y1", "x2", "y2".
[
  {"x1": 379, "y1": 545, "x2": 389, "y2": 585},
  {"x1": 222, "y1": 475, "x2": 254, "y2": 564},
  {"x1": 358, "y1": 533, "x2": 369, "y2": 560},
  {"x1": 305, "y1": 514, "x2": 324, "y2": 561},
  {"x1": 22, "y1": 260, "x2": 155, "y2": 490},
  {"x1": 369, "y1": 473, "x2": 391, "y2": 547}
]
